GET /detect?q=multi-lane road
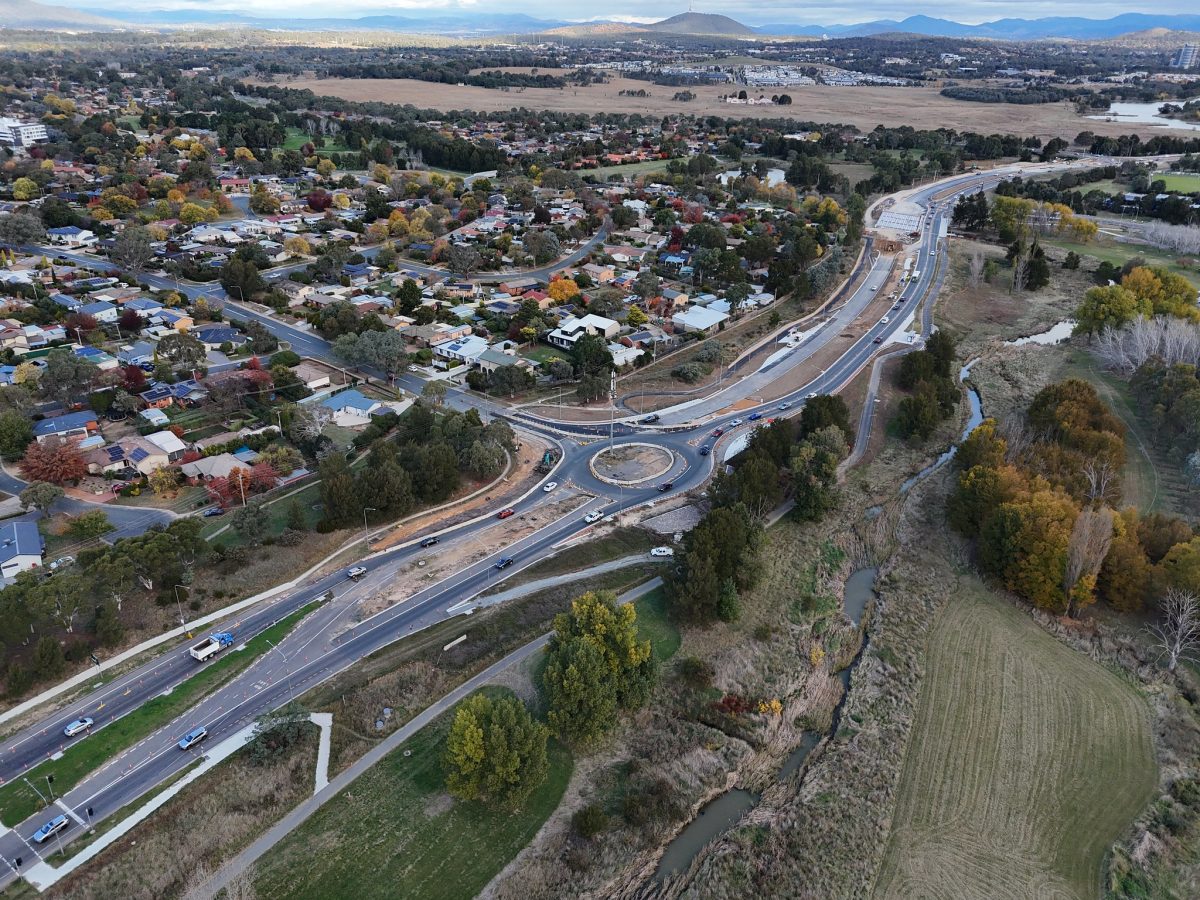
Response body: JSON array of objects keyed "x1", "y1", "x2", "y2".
[{"x1": 0, "y1": 157, "x2": 1115, "y2": 882}]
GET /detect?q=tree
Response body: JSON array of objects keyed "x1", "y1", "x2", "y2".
[
  {"x1": 0, "y1": 411, "x2": 33, "y2": 462},
  {"x1": 1149, "y1": 588, "x2": 1200, "y2": 672},
  {"x1": 790, "y1": 425, "x2": 848, "y2": 521},
  {"x1": 798, "y1": 394, "x2": 852, "y2": 443},
  {"x1": 1062, "y1": 507, "x2": 1114, "y2": 617},
  {"x1": 421, "y1": 380, "x2": 448, "y2": 407},
  {"x1": 18, "y1": 481, "x2": 63, "y2": 513},
  {"x1": 547, "y1": 278, "x2": 580, "y2": 303},
  {"x1": 111, "y1": 225, "x2": 154, "y2": 273},
  {"x1": 32, "y1": 636, "x2": 65, "y2": 682},
  {"x1": 665, "y1": 505, "x2": 759, "y2": 624},
  {"x1": 156, "y1": 333, "x2": 206, "y2": 370},
  {"x1": 542, "y1": 592, "x2": 655, "y2": 745},
  {"x1": 625, "y1": 305, "x2": 648, "y2": 327},
  {"x1": 21, "y1": 438, "x2": 86, "y2": 485},
  {"x1": 283, "y1": 236, "x2": 311, "y2": 257},
  {"x1": 980, "y1": 489, "x2": 1078, "y2": 612},
  {"x1": 248, "y1": 701, "x2": 311, "y2": 766},
  {"x1": 0, "y1": 211, "x2": 47, "y2": 247},
  {"x1": 445, "y1": 244, "x2": 482, "y2": 274},
  {"x1": 1098, "y1": 508, "x2": 1151, "y2": 612},
  {"x1": 1074, "y1": 285, "x2": 1148, "y2": 336},
  {"x1": 40, "y1": 348, "x2": 99, "y2": 406},
  {"x1": 67, "y1": 509, "x2": 113, "y2": 540},
  {"x1": 148, "y1": 466, "x2": 179, "y2": 496},
  {"x1": 11, "y1": 177, "x2": 39, "y2": 201},
  {"x1": 319, "y1": 453, "x2": 360, "y2": 527},
  {"x1": 443, "y1": 692, "x2": 549, "y2": 810}
]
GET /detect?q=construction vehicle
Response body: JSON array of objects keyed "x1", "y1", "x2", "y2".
[
  {"x1": 534, "y1": 449, "x2": 560, "y2": 474},
  {"x1": 189, "y1": 632, "x2": 234, "y2": 662}
]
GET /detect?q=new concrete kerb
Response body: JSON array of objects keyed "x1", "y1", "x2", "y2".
[{"x1": 588, "y1": 443, "x2": 675, "y2": 487}]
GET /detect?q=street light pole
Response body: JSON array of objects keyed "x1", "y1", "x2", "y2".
[
  {"x1": 362, "y1": 506, "x2": 377, "y2": 537},
  {"x1": 173, "y1": 585, "x2": 188, "y2": 627}
]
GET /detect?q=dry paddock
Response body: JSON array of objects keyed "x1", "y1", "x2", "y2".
[{"x1": 252, "y1": 74, "x2": 1170, "y2": 144}]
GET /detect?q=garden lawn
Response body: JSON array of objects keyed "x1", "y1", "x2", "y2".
[
  {"x1": 0, "y1": 602, "x2": 316, "y2": 827},
  {"x1": 252, "y1": 689, "x2": 572, "y2": 900}
]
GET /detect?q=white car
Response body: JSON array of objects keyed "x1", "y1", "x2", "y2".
[
  {"x1": 729, "y1": 418, "x2": 743, "y2": 427},
  {"x1": 346, "y1": 566, "x2": 367, "y2": 580},
  {"x1": 543, "y1": 482, "x2": 558, "y2": 492},
  {"x1": 650, "y1": 547, "x2": 675, "y2": 558},
  {"x1": 881, "y1": 316, "x2": 890, "y2": 325},
  {"x1": 584, "y1": 511, "x2": 603, "y2": 524},
  {"x1": 63, "y1": 717, "x2": 93, "y2": 738},
  {"x1": 49, "y1": 556, "x2": 75, "y2": 571}
]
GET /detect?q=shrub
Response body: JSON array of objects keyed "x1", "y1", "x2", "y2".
[
  {"x1": 671, "y1": 361, "x2": 707, "y2": 384},
  {"x1": 678, "y1": 655, "x2": 715, "y2": 690},
  {"x1": 571, "y1": 803, "x2": 608, "y2": 839}
]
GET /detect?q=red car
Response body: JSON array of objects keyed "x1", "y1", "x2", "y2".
[
  {"x1": 712, "y1": 428, "x2": 725, "y2": 437},
  {"x1": 496, "y1": 508, "x2": 515, "y2": 520}
]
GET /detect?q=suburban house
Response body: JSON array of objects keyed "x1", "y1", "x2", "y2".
[
  {"x1": 194, "y1": 325, "x2": 248, "y2": 350},
  {"x1": 435, "y1": 334, "x2": 490, "y2": 366},
  {"x1": 146, "y1": 430, "x2": 189, "y2": 463},
  {"x1": 33, "y1": 411, "x2": 98, "y2": 443},
  {"x1": 181, "y1": 453, "x2": 245, "y2": 482},
  {"x1": 78, "y1": 300, "x2": 118, "y2": 324},
  {"x1": 547, "y1": 314, "x2": 619, "y2": 349},
  {"x1": 46, "y1": 226, "x2": 97, "y2": 247},
  {"x1": 672, "y1": 306, "x2": 729, "y2": 334},
  {"x1": 477, "y1": 347, "x2": 535, "y2": 375},
  {"x1": 402, "y1": 322, "x2": 472, "y2": 349},
  {"x1": 0, "y1": 521, "x2": 44, "y2": 579},
  {"x1": 319, "y1": 389, "x2": 389, "y2": 427}
]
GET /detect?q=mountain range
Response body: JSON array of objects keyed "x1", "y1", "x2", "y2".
[{"x1": 9, "y1": 2, "x2": 1200, "y2": 42}]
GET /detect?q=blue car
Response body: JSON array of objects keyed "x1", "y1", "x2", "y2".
[
  {"x1": 494, "y1": 557, "x2": 515, "y2": 571},
  {"x1": 748, "y1": 412, "x2": 763, "y2": 421},
  {"x1": 33, "y1": 814, "x2": 68, "y2": 844}
]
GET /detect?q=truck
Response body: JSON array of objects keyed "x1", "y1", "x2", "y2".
[
  {"x1": 189, "y1": 632, "x2": 234, "y2": 662},
  {"x1": 534, "y1": 449, "x2": 560, "y2": 474}
]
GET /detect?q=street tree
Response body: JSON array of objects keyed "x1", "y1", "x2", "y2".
[
  {"x1": 111, "y1": 225, "x2": 154, "y2": 273},
  {"x1": 0, "y1": 211, "x2": 46, "y2": 246},
  {"x1": 40, "y1": 348, "x2": 99, "y2": 406},
  {"x1": 0, "y1": 411, "x2": 33, "y2": 461},
  {"x1": 19, "y1": 481, "x2": 64, "y2": 513}
]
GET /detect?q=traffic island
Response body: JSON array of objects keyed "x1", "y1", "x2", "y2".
[{"x1": 589, "y1": 443, "x2": 675, "y2": 486}]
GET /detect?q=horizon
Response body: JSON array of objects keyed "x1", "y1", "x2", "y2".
[{"x1": 47, "y1": 1, "x2": 1200, "y2": 28}]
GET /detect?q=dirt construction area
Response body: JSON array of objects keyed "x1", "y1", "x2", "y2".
[{"x1": 252, "y1": 75, "x2": 1169, "y2": 143}]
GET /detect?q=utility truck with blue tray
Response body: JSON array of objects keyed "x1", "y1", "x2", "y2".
[{"x1": 189, "y1": 632, "x2": 235, "y2": 662}]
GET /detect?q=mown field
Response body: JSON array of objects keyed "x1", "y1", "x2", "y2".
[
  {"x1": 251, "y1": 688, "x2": 572, "y2": 900},
  {"x1": 873, "y1": 577, "x2": 1157, "y2": 900}
]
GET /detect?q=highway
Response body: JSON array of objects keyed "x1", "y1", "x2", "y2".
[{"x1": 0, "y1": 157, "x2": 1108, "y2": 882}]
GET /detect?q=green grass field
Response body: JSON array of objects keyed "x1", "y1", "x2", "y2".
[
  {"x1": 584, "y1": 158, "x2": 673, "y2": 180},
  {"x1": 633, "y1": 587, "x2": 680, "y2": 661},
  {"x1": 0, "y1": 602, "x2": 316, "y2": 827},
  {"x1": 280, "y1": 127, "x2": 351, "y2": 153},
  {"x1": 1160, "y1": 173, "x2": 1200, "y2": 193},
  {"x1": 1041, "y1": 237, "x2": 1200, "y2": 288},
  {"x1": 252, "y1": 688, "x2": 572, "y2": 900},
  {"x1": 874, "y1": 577, "x2": 1156, "y2": 899}
]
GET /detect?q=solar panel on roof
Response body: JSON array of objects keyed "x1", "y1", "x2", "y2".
[
  {"x1": 130, "y1": 447, "x2": 149, "y2": 462},
  {"x1": 106, "y1": 446, "x2": 124, "y2": 461}
]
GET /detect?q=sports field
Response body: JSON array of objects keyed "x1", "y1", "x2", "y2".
[{"x1": 874, "y1": 578, "x2": 1156, "y2": 900}]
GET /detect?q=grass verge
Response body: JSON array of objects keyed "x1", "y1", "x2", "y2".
[
  {"x1": 0, "y1": 602, "x2": 318, "y2": 827},
  {"x1": 252, "y1": 688, "x2": 572, "y2": 900},
  {"x1": 479, "y1": 527, "x2": 658, "y2": 594}
]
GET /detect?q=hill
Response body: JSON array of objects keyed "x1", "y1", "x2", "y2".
[
  {"x1": 644, "y1": 13, "x2": 756, "y2": 37},
  {"x1": 542, "y1": 22, "x2": 648, "y2": 38},
  {"x1": 0, "y1": 0, "x2": 120, "y2": 29}
]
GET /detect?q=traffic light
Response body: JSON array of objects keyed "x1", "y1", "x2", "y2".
[
  {"x1": 14, "y1": 857, "x2": 21, "y2": 869},
  {"x1": 86, "y1": 807, "x2": 93, "y2": 818}
]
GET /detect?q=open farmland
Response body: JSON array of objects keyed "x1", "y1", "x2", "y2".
[
  {"x1": 249, "y1": 74, "x2": 1169, "y2": 143},
  {"x1": 873, "y1": 578, "x2": 1156, "y2": 900}
]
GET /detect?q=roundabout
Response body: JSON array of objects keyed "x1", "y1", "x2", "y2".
[{"x1": 589, "y1": 442, "x2": 676, "y2": 486}]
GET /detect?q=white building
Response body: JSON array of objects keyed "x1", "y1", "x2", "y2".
[
  {"x1": 672, "y1": 306, "x2": 729, "y2": 334},
  {"x1": 547, "y1": 314, "x2": 619, "y2": 349},
  {"x1": 0, "y1": 118, "x2": 48, "y2": 147},
  {"x1": 0, "y1": 521, "x2": 44, "y2": 579}
]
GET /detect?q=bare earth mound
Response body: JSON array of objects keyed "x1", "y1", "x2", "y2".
[{"x1": 874, "y1": 579, "x2": 1157, "y2": 900}]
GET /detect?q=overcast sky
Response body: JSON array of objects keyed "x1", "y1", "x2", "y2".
[{"x1": 60, "y1": 0, "x2": 1199, "y2": 25}]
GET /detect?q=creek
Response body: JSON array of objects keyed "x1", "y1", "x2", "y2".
[{"x1": 654, "y1": 567, "x2": 879, "y2": 880}]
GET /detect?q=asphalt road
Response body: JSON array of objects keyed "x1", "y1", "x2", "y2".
[{"x1": 0, "y1": 158, "x2": 1116, "y2": 881}]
